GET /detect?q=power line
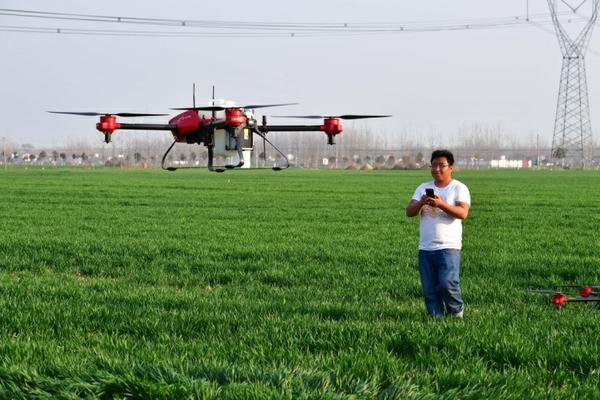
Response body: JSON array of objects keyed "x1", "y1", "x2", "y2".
[
  {"x1": 0, "y1": 7, "x2": 582, "y2": 36},
  {"x1": 0, "y1": 8, "x2": 565, "y2": 28}
]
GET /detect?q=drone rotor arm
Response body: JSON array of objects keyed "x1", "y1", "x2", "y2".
[
  {"x1": 566, "y1": 297, "x2": 600, "y2": 302},
  {"x1": 116, "y1": 123, "x2": 178, "y2": 131},
  {"x1": 257, "y1": 125, "x2": 322, "y2": 133}
]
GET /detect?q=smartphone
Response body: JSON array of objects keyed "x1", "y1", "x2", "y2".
[{"x1": 425, "y1": 188, "x2": 435, "y2": 198}]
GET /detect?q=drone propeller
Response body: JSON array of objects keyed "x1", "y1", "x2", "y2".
[
  {"x1": 48, "y1": 111, "x2": 168, "y2": 117},
  {"x1": 170, "y1": 102, "x2": 298, "y2": 111},
  {"x1": 527, "y1": 288, "x2": 563, "y2": 295},
  {"x1": 271, "y1": 114, "x2": 391, "y2": 120}
]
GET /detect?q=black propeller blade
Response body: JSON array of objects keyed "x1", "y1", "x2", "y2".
[
  {"x1": 271, "y1": 114, "x2": 391, "y2": 120},
  {"x1": 243, "y1": 103, "x2": 299, "y2": 109},
  {"x1": 170, "y1": 106, "x2": 223, "y2": 111},
  {"x1": 171, "y1": 102, "x2": 298, "y2": 111},
  {"x1": 48, "y1": 111, "x2": 169, "y2": 117}
]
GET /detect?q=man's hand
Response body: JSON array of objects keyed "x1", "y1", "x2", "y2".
[
  {"x1": 422, "y1": 194, "x2": 440, "y2": 208},
  {"x1": 421, "y1": 194, "x2": 470, "y2": 220}
]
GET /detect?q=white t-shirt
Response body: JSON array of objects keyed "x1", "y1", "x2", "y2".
[{"x1": 411, "y1": 179, "x2": 471, "y2": 251}]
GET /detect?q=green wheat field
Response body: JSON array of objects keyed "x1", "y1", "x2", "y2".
[{"x1": 1, "y1": 167, "x2": 600, "y2": 399}]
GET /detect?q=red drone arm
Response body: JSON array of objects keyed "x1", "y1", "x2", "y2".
[
  {"x1": 257, "y1": 117, "x2": 343, "y2": 144},
  {"x1": 96, "y1": 114, "x2": 179, "y2": 143}
]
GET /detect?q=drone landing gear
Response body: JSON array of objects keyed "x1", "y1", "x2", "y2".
[
  {"x1": 252, "y1": 129, "x2": 289, "y2": 171},
  {"x1": 161, "y1": 140, "x2": 179, "y2": 171},
  {"x1": 223, "y1": 142, "x2": 244, "y2": 170},
  {"x1": 160, "y1": 131, "x2": 289, "y2": 172}
]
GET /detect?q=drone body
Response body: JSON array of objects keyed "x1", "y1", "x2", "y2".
[
  {"x1": 50, "y1": 92, "x2": 389, "y2": 172},
  {"x1": 528, "y1": 285, "x2": 600, "y2": 310}
]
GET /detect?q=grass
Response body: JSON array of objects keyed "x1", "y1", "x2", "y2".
[{"x1": 1, "y1": 167, "x2": 600, "y2": 399}]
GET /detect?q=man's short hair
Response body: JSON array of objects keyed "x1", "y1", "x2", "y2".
[{"x1": 431, "y1": 149, "x2": 454, "y2": 165}]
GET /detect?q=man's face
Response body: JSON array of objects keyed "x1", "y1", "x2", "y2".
[{"x1": 430, "y1": 156, "x2": 453, "y2": 182}]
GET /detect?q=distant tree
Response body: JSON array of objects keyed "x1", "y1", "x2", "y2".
[
  {"x1": 179, "y1": 153, "x2": 187, "y2": 161},
  {"x1": 59, "y1": 152, "x2": 66, "y2": 161},
  {"x1": 38, "y1": 150, "x2": 47, "y2": 160},
  {"x1": 553, "y1": 147, "x2": 567, "y2": 160},
  {"x1": 375, "y1": 155, "x2": 385, "y2": 164},
  {"x1": 415, "y1": 152, "x2": 424, "y2": 165},
  {"x1": 72, "y1": 153, "x2": 78, "y2": 160},
  {"x1": 81, "y1": 153, "x2": 89, "y2": 161},
  {"x1": 386, "y1": 155, "x2": 396, "y2": 167},
  {"x1": 28, "y1": 154, "x2": 36, "y2": 162},
  {"x1": 553, "y1": 146, "x2": 567, "y2": 167},
  {"x1": 190, "y1": 152, "x2": 197, "y2": 161},
  {"x1": 51, "y1": 151, "x2": 59, "y2": 161},
  {"x1": 133, "y1": 152, "x2": 142, "y2": 163}
]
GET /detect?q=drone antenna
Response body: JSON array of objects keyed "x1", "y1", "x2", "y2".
[
  {"x1": 193, "y1": 83, "x2": 196, "y2": 109},
  {"x1": 211, "y1": 85, "x2": 216, "y2": 120}
]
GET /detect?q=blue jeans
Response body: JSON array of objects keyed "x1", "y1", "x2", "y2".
[{"x1": 418, "y1": 249, "x2": 463, "y2": 316}]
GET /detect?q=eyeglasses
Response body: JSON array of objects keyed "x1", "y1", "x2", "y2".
[{"x1": 430, "y1": 163, "x2": 450, "y2": 169}]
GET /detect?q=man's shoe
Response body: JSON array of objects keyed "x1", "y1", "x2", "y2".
[{"x1": 451, "y1": 310, "x2": 464, "y2": 319}]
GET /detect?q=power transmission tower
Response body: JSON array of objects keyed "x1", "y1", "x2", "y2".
[{"x1": 547, "y1": 0, "x2": 599, "y2": 168}]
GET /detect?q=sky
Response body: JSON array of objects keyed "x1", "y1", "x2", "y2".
[{"x1": 2, "y1": 0, "x2": 600, "y2": 149}]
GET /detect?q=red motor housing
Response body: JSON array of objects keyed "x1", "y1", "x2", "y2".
[
  {"x1": 96, "y1": 115, "x2": 120, "y2": 134},
  {"x1": 321, "y1": 117, "x2": 343, "y2": 135},
  {"x1": 580, "y1": 286, "x2": 593, "y2": 298},
  {"x1": 551, "y1": 293, "x2": 568, "y2": 306}
]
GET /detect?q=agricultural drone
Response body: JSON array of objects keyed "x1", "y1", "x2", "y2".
[
  {"x1": 49, "y1": 87, "x2": 390, "y2": 172},
  {"x1": 528, "y1": 285, "x2": 600, "y2": 310}
]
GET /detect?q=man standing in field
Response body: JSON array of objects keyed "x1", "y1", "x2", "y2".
[{"x1": 405, "y1": 149, "x2": 470, "y2": 318}]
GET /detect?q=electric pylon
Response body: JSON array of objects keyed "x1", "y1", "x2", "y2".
[{"x1": 547, "y1": 0, "x2": 599, "y2": 167}]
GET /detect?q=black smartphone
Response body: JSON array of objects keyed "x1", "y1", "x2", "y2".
[{"x1": 425, "y1": 188, "x2": 435, "y2": 198}]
